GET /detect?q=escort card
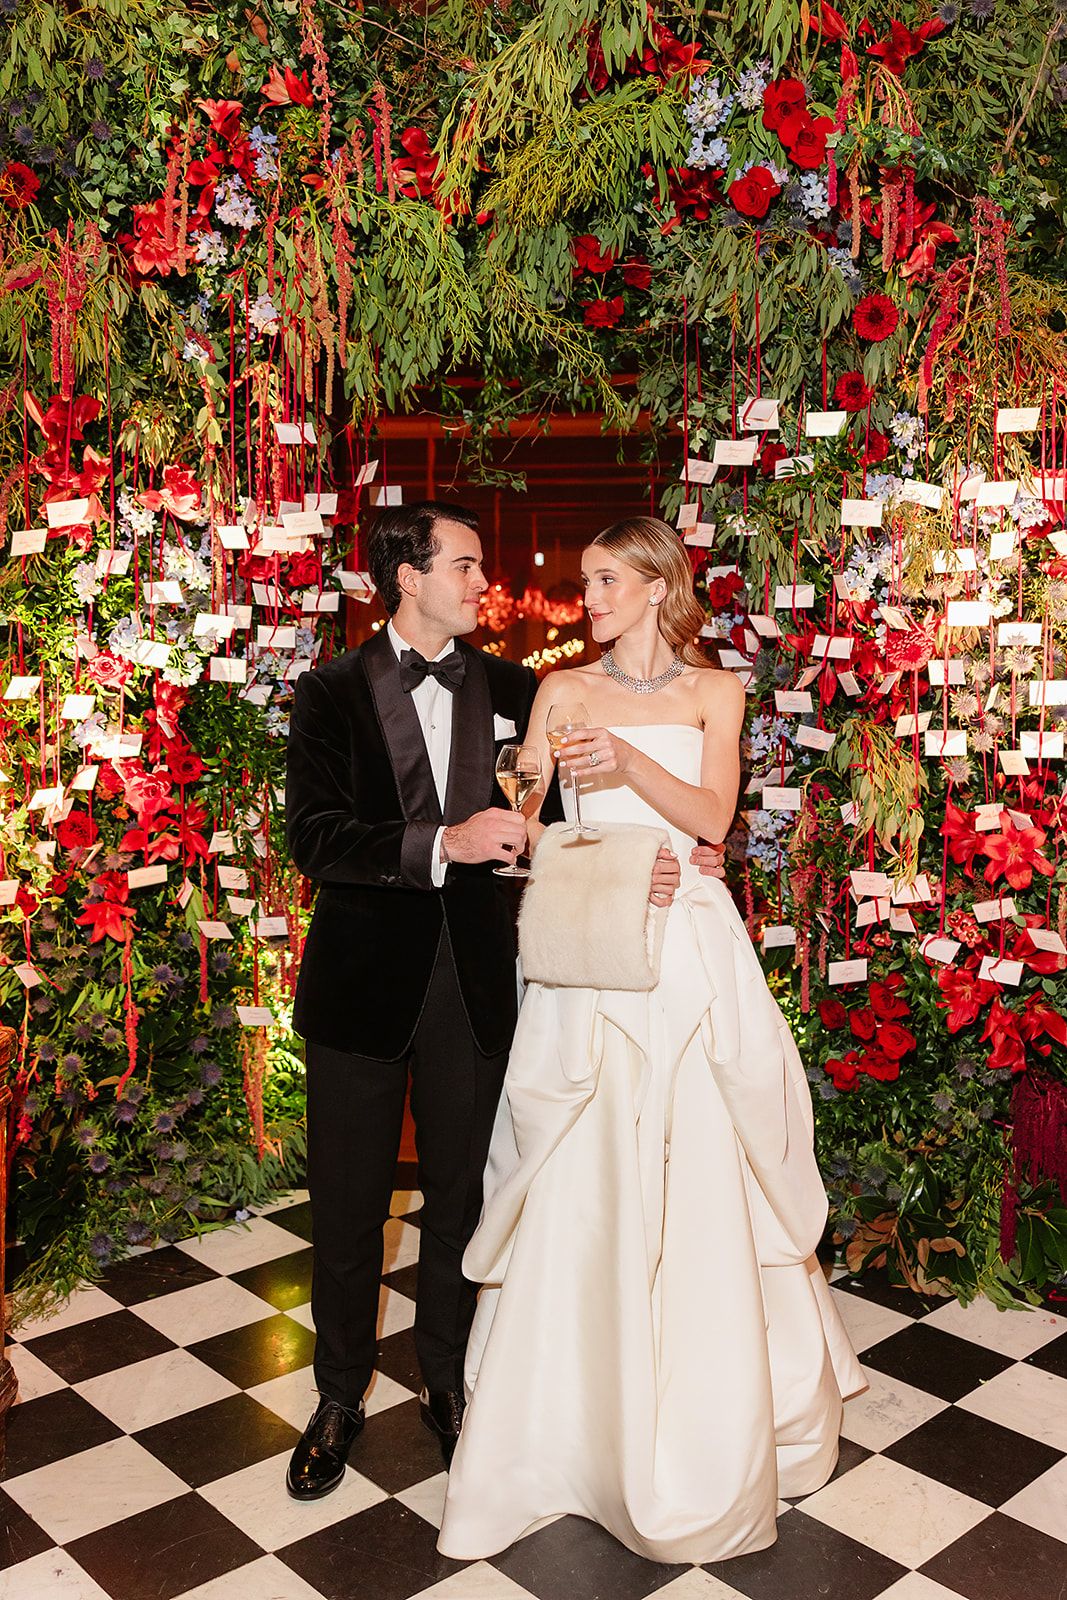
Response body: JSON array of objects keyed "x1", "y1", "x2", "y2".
[
  {"x1": 805, "y1": 410, "x2": 846, "y2": 437},
  {"x1": 899, "y1": 480, "x2": 945, "y2": 510},
  {"x1": 946, "y1": 601, "x2": 992, "y2": 626},
  {"x1": 69, "y1": 766, "x2": 98, "y2": 792},
  {"x1": 274, "y1": 420, "x2": 317, "y2": 445},
  {"x1": 194, "y1": 613, "x2": 237, "y2": 640},
  {"x1": 995, "y1": 406, "x2": 1040, "y2": 433},
  {"x1": 774, "y1": 690, "x2": 813, "y2": 713},
  {"x1": 216, "y1": 524, "x2": 250, "y2": 550},
  {"x1": 828, "y1": 958, "x2": 868, "y2": 985},
  {"x1": 748, "y1": 615, "x2": 780, "y2": 638},
  {"x1": 677, "y1": 502, "x2": 700, "y2": 530},
  {"x1": 761, "y1": 786, "x2": 802, "y2": 810},
  {"x1": 1020, "y1": 731, "x2": 1063, "y2": 759},
  {"x1": 812, "y1": 635, "x2": 852, "y2": 659},
  {"x1": 255, "y1": 916, "x2": 289, "y2": 939},
  {"x1": 713, "y1": 437, "x2": 758, "y2": 467},
  {"x1": 237, "y1": 1005, "x2": 275, "y2": 1026},
  {"x1": 372, "y1": 485, "x2": 403, "y2": 507},
  {"x1": 892, "y1": 875, "x2": 933, "y2": 904},
  {"x1": 797, "y1": 725, "x2": 836, "y2": 751},
  {"x1": 933, "y1": 549, "x2": 978, "y2": 573},
  {"x1": 889, "y1": 907, "x2": 916, "y2": 934},
  {"x1": 196, "y1": 919, "x2": 233, "y2": 940},
  {"x1": 1028, "y1": 681, "x2": 1067, "y2": 707},
  {"x1": 95, "y1": 549, "x2": 132, "y2": 577},
  {"x1": 27, "y1": 785, "x2": 63, "y2": 812},
  {"x1": 856, "y1": 898, "x2": 890, "y2": 928},
  {"x1": 975, "y1": 479, "x2": 1019, "y2": 508},
  {"x1": 973, "y1": 897, "x2": 1016, "y2": 922},
  {"x1": 997, "y1": 620, "x2": 1043, "y2": 646},
  {"x1": 209, "y1": 656, "x2": 247, "y2": 684},
  {"x1": 836, "y1": 671, "x2": 862, "y2": 696},
  {"x1": 683, "y1": 525, "x2": 717, "y2": 547},
  {"x1": 208, "y1": 829, "x2": 234, "y2": 854},
  {"x1": 44, "y1": 497, "x2": 90, "y2": 527},
  {"x1": 920, "y1": 936, "x2": 961, "y2": 964},
  {"x1": 979, "y1": 956, "x2": 1023, "y2": 986},
  {"x1": 681, "y1": 458, "x2": 717, "y2": 485},
  {"x1": 128, "y1": 864, "x2": 168, "y2": 889},
  {"x1": 851, "y1": 870, "x2": 893, "y2": 897},
  {"x1": 14, "y1": 963, "x2": 41, "y2": 988},
  {"x1": 895, "y1": 711, "x2": 932, "y2": 736},
  {"x1": 4, "y1": 675, "x2": 41, "y2": 699},
  {"x1": 738, "y1": 396, "x2": 780, "y2": 431},
  {"x1": 762, "y1": 925, "x2": 796, "y2": 948},
  {"x1": 353, "y1": 459, "x2": 379, "y2": 487},
  {"x1": 128, "y1": 640, "x2": 171, "y2": 669},
  {"x1": 0, "y1": 881, "x2": 18, "y2": 906},
  {"x1": 925, "y1": 729, "x2": 967, "y2": 756},
  {"x1": 9, "y1": 528, "x2": 47, "y2": 556},
  {"x1": 774, "y1": 455, "x2": 814, "y2": 479},
  {"x1": 928, "y1": 660, "x2": 966, "y2": 686},
  {"x1": 281, "y1": 510, "x2": 324, "y2": 534},
  {"x1": 256, "y1": 625, "x2": 297, "y2": 650},
  {"x1": 774, "y1": 584, "x2": 815, "y2": 609},
  {"x1": 1027, "y1": 929, "x2": 1067, "y2": 954},
  {"x1": 142, "y1": 581, "x2": 184, "y2": 605},
  {"x1": 303, "y1": 492, "x2": 338, "y2": 515},
  {"x1": 988, "y1": 530, "x2": 1018, "y2": 560},
  {"x1": 217, "y1": 865, "x2": 248, "y2": 890},
  {"x1": 841, "y1": 499, "x2": 884, "y2": 527},
  {"x1": 61, "y1": 694, "x2": 95, "y2": 719},
  {"x1": 999, "y1": 750, "x2": 1030, "y2": 775}
]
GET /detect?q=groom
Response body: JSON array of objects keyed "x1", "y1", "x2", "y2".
[{"x1": 284, "y1": 501, "x2": 547, "y2": 1495}]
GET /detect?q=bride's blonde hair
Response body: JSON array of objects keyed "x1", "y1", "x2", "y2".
[{"x1": 589, "y1": 517, "x2": 709, "y2": 668}]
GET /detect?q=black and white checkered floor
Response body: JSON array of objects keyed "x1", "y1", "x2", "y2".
[{"x1": 4, "y1": 1175, "x2": 1067, "y2": 1600}]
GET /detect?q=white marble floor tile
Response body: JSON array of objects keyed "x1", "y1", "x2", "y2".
[
  {"x1": 198, "y1": 1449, "x2": 386, "y2": 1551},
  {"x1": 382, "y1": 1217, "x2": 421, "y2": 1273},
  {"x1": 176, "y1": 1217, "x2": 304, "y2": 1274},
  {"x1": 800, "y1": 1454, "x2": 989, "y2": 1568},
  {"x1": 921, "y1": 1296, "x2": 1067, "y2": 1360},
  {"x1": 131, "y1": 1276, "x2": 277, "y2": 1344},
  {"x1": 246, "y1": 1366, "x2": 320, "y2": 1431},
  {"x1": 840, "y1": 1363, "x2": 948, "y2": 1451},
  {"x1": 8, "y1": 1341, "x2": 69, "y2": 1403},
  {"x1": 409, "y1": 1565, "x2": 541, "y2": 1599},
  {"x1": 12, "y1": 1285, "x2": 123, "y2": 1340},
  {"x1": 829, "y1": 1287, "x2": 914, "y2": 1353},
  {"x1": 395, "y1": 1471, "x2": 449, "y2": 1529},
  {"x1": 75, "y1": 1346, "x2": 238, "y2": 1432},
  {"x1": 378, "y1": 1283, "x2": 417, "y2": 1337},
  {"x1": 284, "y1": 1300, "x2": 315, "y2": 1331},
  {"x1": 999, "y1": 1456, "x2": 1067, "y2": 1543},
  {"x1": 390, "y1": 1189, "x2": 423, "y2": 1217},
  {"x1": 365, "y1": 1366, "x2": 419, "y2": 1416},
  {"x1": 174, "y1": 1553, "x2": 326, "y2": 1600},
  {"x1": 0, "y1": 1548, "x2": 112, "y2": 1600},
  {"x1": 877, "y1": 1574, "x2": 975, "y2": 1600},
  {"x1": 2, "y1": 1435, "x2": 187, "y2": 1543},
  {"x1": 956, "y1": 1362, "x2": 1067, "y2": 1450},
  {"x1": 652, "y1": 1574, "x2": 750, "y2": 1600},
  {"x1": 254, "y1": 1189, "x2": 311, "y2": 1216}
]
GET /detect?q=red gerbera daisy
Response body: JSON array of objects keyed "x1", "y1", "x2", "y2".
[
  {"x1": 853, "y1": 294, "x2": 900, "y2": 342},
  {"x1": 833, "y1": 371, "x2": 874, "y2": 412}
]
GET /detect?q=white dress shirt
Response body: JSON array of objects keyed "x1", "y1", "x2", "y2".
[{"x1": 387, "y1": 620, "x2": 453, "y2": 888}]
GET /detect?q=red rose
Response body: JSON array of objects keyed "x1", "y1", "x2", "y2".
[
  {"x1": 825, "y1": 1051, "x2": 860, "y2": 1091},
  {"x1": 878, "y1": 1022, "x2": 917, "y2": 1060},
  {"x1": 853, "y1": 294, "x2": 900, "y2": 342},
  {"x1": 582, "y1": 296, "x2": 624, "y2": 329},
  {"x1": 869, "y1": 977, "x2": 910, "y2": 1021},
  {"x1": 284, "y1": 550, "x2": 321, "y2": 589},
  {"x1": 55, "y1": 810, "x2": 99, "y2": 852},
  {"x1": 573, "y1": 234, "x2": 617, "y2": 275},
  {"x1": 88, "y1": 651, "x2": 134, "y2": 692},
  {"x1": 849, "y1": 1007, "x2": 878, "y2": 1041},
  {"x1": 122, "y1": 766, "x2": 173, "y2": 819},
  {"x1": 762, "y1": 78, "x2": 807, "y2": 133},
  {"x1": 0, "y1": 161, "x2": 40, "y2": 210},
  {"x1": 15, "y1": 884, "x2": 38, "y2": 918},
  {"x1": 621, "y1": 257, "x2": 653, "y2": 290},
  {"x1": 862, "y1": 1050, "x2": 900, "y2": 1083},
  {"x1": 834, "y1": 372, "x2": 874, "y2": 413},
  {"x1": 727, "y1": 166, "x2": 781, "y2": 219},
  {"x1": 860, "y1": 429, "x2": 891, "y2": 466},
  {"x1": 166, "y1": 744, "x2": 205, "y2": 785},
  {"x1": 819, "y1": 998, "x2": 848, "y2": 1030},
  {"x1": 760, "y1": 441, "x2": 790, "y2": 477},
  {"x1": 777, "y1": 111, "x2": 833, "y2": 169}
]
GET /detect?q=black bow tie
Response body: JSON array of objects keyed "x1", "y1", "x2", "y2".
[{"x1": 399, "y1": 648, "x2": 466, "y2": 694}]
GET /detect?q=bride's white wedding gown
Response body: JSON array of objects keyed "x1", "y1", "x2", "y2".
[{"x1": 437, "y1": 725, "x2": 864, "y2": 1565}]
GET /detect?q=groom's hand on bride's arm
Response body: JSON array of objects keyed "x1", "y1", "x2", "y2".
[
  {"x1": 442, "y1": 808, "x2": 528, "y2": 866},
  {"x1": 690, "y1": 842, "x2": 727, "y2": 880},
  {"x1": 650, "y1": 846, "x2": 681, "y2": 908}
]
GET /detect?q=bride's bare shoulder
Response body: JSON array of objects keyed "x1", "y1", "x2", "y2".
[
  {"x1": 542, "y1": 662, "x2": 602, "y2": 689},
  {"x1": 695, "y1": 666, "x2": 746, "y2": 723}
]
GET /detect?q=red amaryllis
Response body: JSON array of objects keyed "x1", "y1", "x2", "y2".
[
  {"x1": 197, "y1": 99, "x2": 244, "y2": 141},
  {"x1": 811, "y1": 1, "x2": 850, "y2": 40},
  {"x1": 666, "y1": 164, "x2": 725, "y2": 220},
  {"x1": 867, "y1": 18, "x2": 946, "y2": 76},
  {"x1": 621, "y1": 257, "x2": 652, "y2": 289},
  {"x1": 121, "y1": 765, "x2": 173, "y2": 820},
  {"x1": 0, "y1": 161, "x2": 40, "y2": 209},
  {"x1": 936, "y1": 963, "x2": 997, "y2": 1032},
  {"x1": 980, "y1": 998, "x2": 1027, "y2": 1075},
  {"x1": 833, "y1": 371, "x2": 874, "y2": 412},
  {"x1": 261, "y1": 64, "x2": 315, "y2": 106},
  {"x1": 853, "y1": 294, "x2": 900, "y2": 341},
  {"x1": 825, "y1": 1051, "x2": 861, "y2": 1090},
  {"x1": 884, "y1": 621, "x2": 938, "y2": 673},
  {"x1": 869, "y1": 975, "x2": 910, "y2": 1021},
  {"x1": 849, "y1": 1007, "x2": 878, "y2": 1042},
  {"x1": 75, "y1": 872, "x2": 134, "y2": 944},
  {"x1": 139, "y1": 463, "x2": 202, "y2": 522},
  {"x1": 582, "y1": 296, "x2": 624, "y2": 329},
  {"x1": 572, "y1": 234, "x2": 617, "y2": 275},
  {"x1": 942, "y1": 799, "x2": 982, "y2": 876},
  {"x1": 25, "y1": 393, "x2": 102, "y2": 446},
  {"x1": 728, "y1": 165, "x2": 781, "y2": 219},
  {"x1": 55, "y1": 810, "x2": 99, "y2": 852},
  {"x1": 818, "y1": 998, "x2": 848, "y2": 1030},
  {"x1": 762, "y1": 78, "x2": 807, "y2": 133},
  {"x1": 979, "y1": 817, "x2": 1055, "y2": 891},
  {"x1": 878, "y1": 1022, "x2": 917, "y2": 1060},
  {"x1": 1019, "y1": 1001, "x2": 1067, "y2": 1053},
  {"x1": 778, "y1": 111, "x2": 834, "y2": 169},
  {"x1": 394, "y1": 128, "x2": 439, "y2": 201},
  {"x1": 642, "y1": 22, "x2": 710, "y2": 81},
  {"x1": 87, "y1": 651, "x2": 133, "y2": 692}
]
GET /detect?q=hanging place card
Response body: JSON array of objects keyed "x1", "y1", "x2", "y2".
[
  {"x1": 855, "y1": 898, "x2": 889, "y2": 928},
  {"x1": 45, "y1": 497, "x2": 90, "y2": 527},
  {"x1": 899, "y1": 481, "x2": 945, "y2": 511},
  {"x1": 286, "y1": 659, "x2": 313, "y2": 681},
  {"x1": 1025, "y1": 472, "x2": 1067, "y2": 499},
  {"x1": 797, "y1": 725, "x2": 836, "y2": 751},
  {"x1": 209, "y1": 657, "x2": 247, "y2": 684},
  {"x1": 774, "y1": 584, "x2": 815, "y2": 609},
  {"x1": 889, "y1": 907, "x2": 916, "y2": 934},
  {"x1": 920, "y1": 935, "x2": 961, "y2": 964},
  {"x1": 9, "y1": 528, "x2": 47, "y2": 556},
  {"x1": 933, "y1": 549, "x2": 978, "y2": 573},
  {"x1": 303, "y1": 492, "x2": 337, "y2": 515},
  {"x1": 208, "y1": 829, "x2": 234, "y2": 854},
  {"x1": 957, "y1": 473, "x2": 986, "y2": 501},
  {"x1": 828, "y1": 958, "x2": 868, "y2": 985},
  {"x1": 256, "y1": 625, "x2": 297, "y2": 650},
  {"x1": 995, "y1": 406, "x2": 1040, "y2": 433},
  {"x1": 677, "y1": 502, "x2": 700, "y2": 530},
  {"x1": 13, "y1": 963, "x2": 41, "y2": 988},
  {"x1": 0, "y1": 880, "x2": 18, "y2": 906},
  {"x1": 979, "y1": 956, "x2": 1024, "y2": 986},
  {"x1": 61, "y1": 694, "x2": 95, "y2": 719},
  {"x1": 128, "y1": 864, "x2": 168, "y2": 889},
  {"x1": 840, "y1": 801, "x2": 859, "y2": 825},
  {"x1": 718, "y1": 649, "x2": 751, "y2": 670},
  {"x1": 999, "y1": 750, "x2": 1030, "y2": 775},
  {"x1": 299, "y1": 589, "x2": 340, "y2": 613},
  {"x1": 353, "y1": 459, "x2": 379, "y2": 487},
  {"x1": 997, "y1": 621, "x2": 1043, "y2": 647},
  {"x1": 896, "y1": 710, "x2": 932, "y2": 736},
  {"x1": 988, "y1": 530, "x2": 1018, "y2": 560},
  {"x1": 975, "y1": 479, "x2": 1019, "y2": 509},
  {"x1": 851, "y1": 869, "x2": 893, "y2": 898},
  {"x1": 877, "y1": 671, "x2": 903, "y2": 697},
  {"x1": 974, "y1": 801, "x2": 1005, "y2": 832},
  {"x1": 973, "y1": 896, "x2": 1016, "y2": 922},
  {"x1": 142, "y1": 581, "x2": 184, "y2": 605},
  {"x1": 237, "y1": 1004, "x2": 275, "y2": 1027},
  {"x1": 946, "y1": 601, "x2": 992, "y2": 627},
  {"x1": 4, "y1": 675, "x2": 42, "y2": 699},
  {"x1": 95, "y1": 549, "x2": 132, "y2": 578},
  {"x1": 892, "y1": 874, "x2": 933, "y2": 904},
  {"x1": 128, "y1": 640, "x2": 172, "y2": 669},
  {"x1": 836, "y1": 671, "x2": 862, "y2": 696},
  {"x1": 762, "y1": 925, "x2": 796, "y2": 949},
  {"x1": 372, "y1": 486, "x2": 403, "y2": 507},
  {"x1": 713, "y1": 438, "x2": 758, "y2": 467},
  {"x1": 879, "y1": 606, "x2": 911, "y2": 630},
  {"x1": 1028, "y1": 928, "x2": 1067, "y2": 955},
  {"x1": 27, "y1": 784, "x2": 64, "y2": 811},
  {"x1": 738, "y1": 396, "x2": 780, "y2": 431},
  {"x1": 274, "y1": 420, "x2": 317, "y2": 446},
  {"x1": 1020, "y1": 730, "x2": 1064, "y2": 759},
  {"x1": 1028, "y1": 681, "x2": 1067, "y2": 707},
  {"x1": 761, "y1": 786, "x2": 802, "y2": 810},
  {"x1": 928, "y1": 659, "x2": 966, "y2": 686},
  {"x1": 217, "y1": 865, "x2": 249, "y2": 890},
  {"x1": 255, "y1": 916, "x2": 289, "y2": 939},
  {"x1": 222, "y1": 604, "x2": 253, "y2": 629},
  {"x1": 337, "y1": 571, "x2": 376, "y2": 600},
  {"x1": 216, "y1": 524, "x2": 250, "y2": 551},
  {"x1": 227, "y1": 895, "x2": 256, "y2": 916},
  {"x1": 196, "y1": 919, "x2": 233, "y2": 940},
  {"x1": 683, "y1": 525, "x2": 717, "y2": 547},
  {"x1": 681, "y1": 458, "x2": 717, "y2": 485},
  {"x1": 775, "y1": 690, "x2": 813, "y2": 713},
  {"x1": 804, "y1": 410, "x2": 846, "y2": 437},
  {"x1": 841, "y1": 499, "x2": 884, "y2": 528},
  {"x1": 194, "y1": 613, "x2": 238, "y2": 640},
  {"x1": 69, "y1": 765, "x2": 98, "y2": 792},
  {"x1": 925, "y1": 729, "x2": 967, "y2": 756},
  {"x1": 812, "y1": 635, "x2": 853, "y2": 659},
  {"x1": 774, "y1": 454, "x2": 815, "y2": 479},
  {"x1": 748, "y1": 615, "x2": 780, "y2": 639},
  {"x1": 282, "y1": 510, "x2": 324, "y2": 535}
]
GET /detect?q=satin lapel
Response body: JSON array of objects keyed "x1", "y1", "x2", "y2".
[
  {"x1": 443, "y1": 643, "x2": 493, "y2": 825},
  {"x1": 361, "y1": 629, "x2": 442, "y2": 824}
]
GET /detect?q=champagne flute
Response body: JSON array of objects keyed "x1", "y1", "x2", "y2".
[
  {"x1": 493, "y1": 744, "x2": 541, "y2": 877},
  {"x1": 546, "y1": 702, "x2": 599, "y2": 841}
]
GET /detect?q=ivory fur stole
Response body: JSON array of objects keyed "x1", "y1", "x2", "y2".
[{"x1": 518, "y1": 821, "x2": 669, "y2": 991}]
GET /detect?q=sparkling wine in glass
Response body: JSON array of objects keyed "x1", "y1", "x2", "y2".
[
  {"x1": 493, "y1": 744, "x2": 541, "y2": 877},
  {"x1": 546, "y1": 702, "x2": 599, "y2": 841}
]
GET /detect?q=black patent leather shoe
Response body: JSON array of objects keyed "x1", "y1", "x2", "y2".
[
  {"x1": 420, "y1": 1388, "x2": 465, "y2": 1468},
  {"x1": 286, "y1": 1396, "x2": 365, "y2": 1500}
]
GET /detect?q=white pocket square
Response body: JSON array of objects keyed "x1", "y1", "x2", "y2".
[{"x1": 494, "y1": 714, "x2": 518, "y2": 740}]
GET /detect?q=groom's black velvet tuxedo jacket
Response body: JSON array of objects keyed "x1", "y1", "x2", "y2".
[{"x1": 286, "y1": 628, "x2": 549, "y2": 1061}]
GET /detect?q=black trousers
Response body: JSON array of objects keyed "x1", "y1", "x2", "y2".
[{"x1": 305, "y1": 930, "x2": 510, "y2": 1404}]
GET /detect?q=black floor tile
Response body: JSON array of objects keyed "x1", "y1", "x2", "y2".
[
  {"x1": 188, "y1": 1311, "x2": 316, "y2": 1389},
  {"x1": 134, "y1": 1391, "x2": 302, "y2": 1488},
  {"x1": 884, "y1": 1404, "x2": 1064, "y2": 1506},
  {"x1": 381, "y1": 1262, "x2": 419, "y2": 1301},
  {"x1": 350, "y1": 1398, "x2": 446, "y2": 1493},
  {"x1": 98, "y1": 1245, "x2": 220, "y2": 1306},
  {"x1": 832, "y1": 1271, "x2": 941, "y2": 1318},
  {"x1": 492, "y1": 1512, "x2": 684, "y2": 1600},
  {"x1": 1025, "y1": 1330, "x2": 1067, "y2": 1380},
  {"x1": 267, "y1": 1200, "x2": 314, "y2": 1243},
  {"x1": 230, "y1": 1247, "x2": 314, "y2": 1312},
  {"x1": 5, "y1": 1389, "x2": 122, "y2": 1479},
  {"x1": 921, "y1": 1511, "x2": 1067, "y2": 1600},
  {"x1": 374, "y1": 1327, "x2": 421, "y2": 1393},
  {"x1": 860, "y1": 1321, "x2": 1014, "y2": 1402},
  {"x1": 68, "y1": 1491, "x2": 261, "y2": 1600},
  {"x1": 278, "y1": 1496, "x2": 465, "y2": 1600},
  {"x1": 705, "y1": 1509, "x2": 908, "y2": 1600},
  {"x1": 20, "y1": 1309, "x2": 176, "y2": 1384},
  {"x1": 0, "y1": 1487, "x2": 55, "y2": 1566}
]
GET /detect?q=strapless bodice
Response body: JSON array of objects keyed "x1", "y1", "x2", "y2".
[{"x1": 563, "y1": 724, "x2": 705, "y2": 875}]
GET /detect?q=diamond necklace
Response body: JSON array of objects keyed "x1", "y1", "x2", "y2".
[{"x1": 601, "y1": 649, "x2": 684, "y2": 695}]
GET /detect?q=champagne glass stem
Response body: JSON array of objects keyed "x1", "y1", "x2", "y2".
[{"x1": 571, "y1": 768, "x2": 586, "y2": 837}]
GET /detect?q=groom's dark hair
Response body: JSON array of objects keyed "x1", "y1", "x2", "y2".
[{"x1": 368, "y1": 500, "x2": 480, "y2": 614}]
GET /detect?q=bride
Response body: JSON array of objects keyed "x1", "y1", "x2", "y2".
[{"x1": 437, "y1": 517, "x2": 864, "y2": 1565}]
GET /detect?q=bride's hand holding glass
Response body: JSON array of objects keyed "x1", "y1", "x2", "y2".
[{"x1": 556, "y1": 726, "x2": 632, "y2": 778}]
